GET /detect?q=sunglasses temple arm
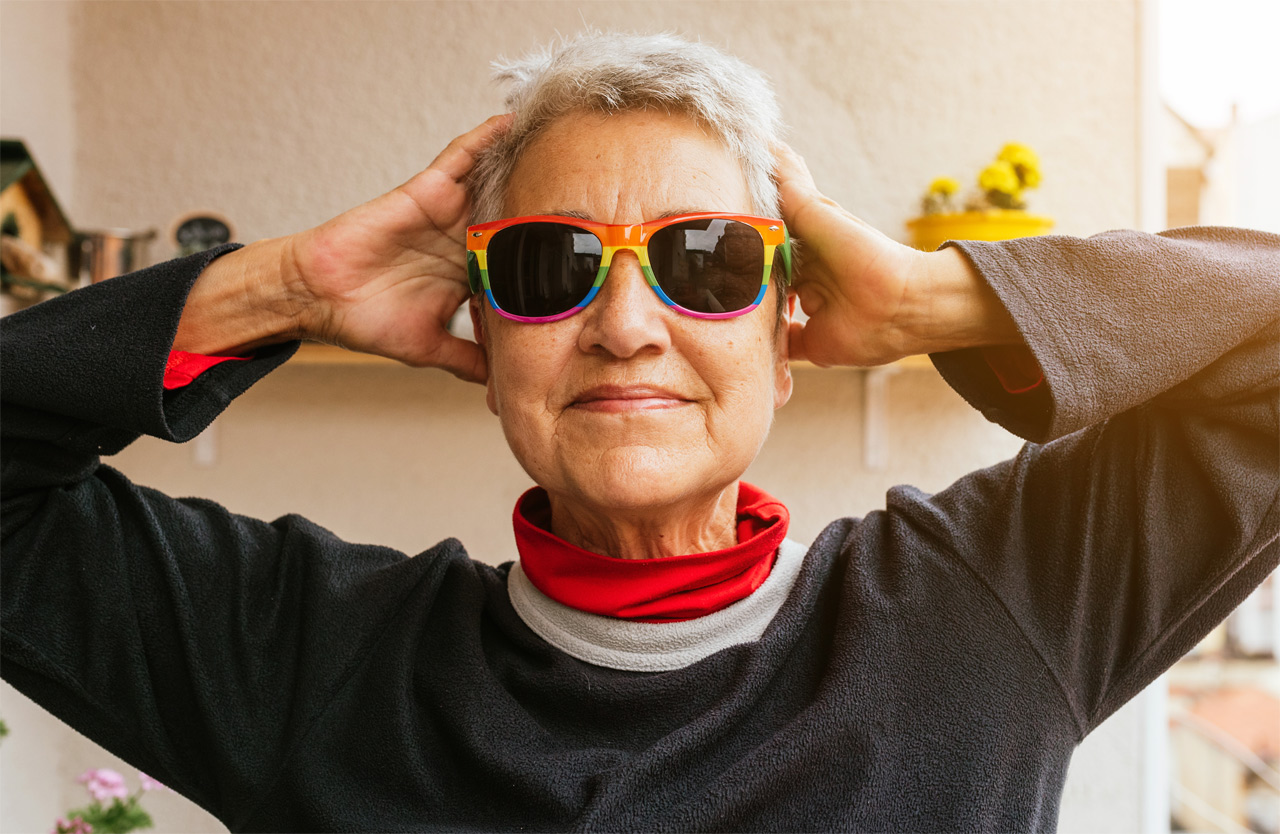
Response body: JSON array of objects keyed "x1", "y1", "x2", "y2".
[
  {"x1": 467, "y1": 251, "x2": 483, "y2": 294},
  {"x1": 779, "y1": 227, "x2": 794, "y2": 282}
]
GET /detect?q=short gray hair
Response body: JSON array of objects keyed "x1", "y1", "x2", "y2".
[{"x1": 468, "y1": 31, "x2": 784, "y2": 224}]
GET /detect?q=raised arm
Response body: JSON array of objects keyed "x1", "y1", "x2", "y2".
[
  {"x1": 1, "y1": 116, "x2": 508, "y2": 824},
  {"x1": 774, "y1": 142, "x2": 1023, "y2": 369},
  {"x1": 172, "y1": 113, "x2": 510, "y2": 381},
  {"x1": 777, "y1": 143, "x2": 1280, "y2": 734}
]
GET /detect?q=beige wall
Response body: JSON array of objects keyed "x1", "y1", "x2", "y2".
[
  {"x1": 65, "y1": 0, "x2": 1141, "y2": 244},
  {"x1": 0, "y1": 0, "x2": 75, "y2": 205},
  {"x1": 2, "y1": 2, "x2": 1152, "y2": 832}
]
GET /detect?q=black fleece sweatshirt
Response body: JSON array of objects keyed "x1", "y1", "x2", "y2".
[{"x1": 2, "y1": 228, "x2": 1277, "y2": 832}]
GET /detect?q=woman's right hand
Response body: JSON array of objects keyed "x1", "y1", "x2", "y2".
[
  {"x1": 775, "y1": 142, "x2": 1021, "y2": 367},
  {"x1": 174, "y1": 114, "x2": 511, "y2": 383}
]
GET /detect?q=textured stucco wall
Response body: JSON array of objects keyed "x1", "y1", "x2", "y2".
[
  {"x1": 0, "y1": 1, "x2": 79, "y2": 324},
  {"x1": 0, "y1": 0, "x2": 75, "y2": 206},
  {"x1": 2, "y1": 2, "x2": 1151, "y2": 833},
  {"x1": 67, "y1": 0, "x2": 1140, "y2": 243}
]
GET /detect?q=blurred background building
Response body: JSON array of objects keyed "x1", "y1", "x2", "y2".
[
  {"x1": 1162, "y1": 1, "x2": 1280, "y2": 834},
  {"x1": 1160, "y1": 3, "x2": 1279, "y2": 832}
]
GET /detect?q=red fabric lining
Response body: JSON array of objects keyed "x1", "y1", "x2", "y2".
[
  {"x1": 163, "y1": 351, "x2": 249, "y2": 390},
  {"x1": 981, "y1": 345, "x2": 1044, "y2": 394},
  {"x1": 515, "y1": 482, "x2": 790, "y2": 623}
]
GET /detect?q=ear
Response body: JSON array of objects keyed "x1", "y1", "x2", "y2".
[
  {"x1": 773, "y1": 293, "x2": 795, "y2": 409},
  {"x1": 469, "y1": 296, "x2": 500, "y2": 417}
]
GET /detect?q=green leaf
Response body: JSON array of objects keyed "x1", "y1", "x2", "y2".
[{"x1": 66, "y1": 798, "x2": 154, "y2": 834}]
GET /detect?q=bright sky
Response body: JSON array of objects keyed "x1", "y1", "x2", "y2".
[{"x1": 1160, "y1": 0, "x2": 1280, "y2": 127}]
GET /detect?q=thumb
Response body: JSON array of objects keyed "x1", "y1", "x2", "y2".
[
  {"x1": 773, "y1": 144, "x2": 854, "y2": 259},
  {"x1": 418, "y1": 113, "x2": 514, "y2": 186},
  {"x1": 774, "y1": 141, "x2": 885, "y2": 243},
  {"x1": 773, "y1": 141, "x2": 819, "y2": 195}
]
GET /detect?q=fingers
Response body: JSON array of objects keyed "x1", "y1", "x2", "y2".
[
  {"x1": 428, "y1": 332, "x2": 489, "y2": 384},
  {"x1": 788, "y1": 319, "x2": 840, "y2": 368},
  {"x1": 787, "y1": 319, "x2": 809, "y2": 364},
  {"x1": 425, "y1": 113, "x2": 514, "y2": 184},
  {"x1": 773, "y1": 141, "x2": 882, "y2": 238},
  {"x1": 772, "y1": 141, "x2": 819, "y2": 195},
  {"x1": 772, "y1": 142, "x2": 848, "y2": 254},
  {"x1": 772, "y1": 141, "x2": 829, "y2": 233},
  {"x1": 391, "y1": 114, "x2": 513, "y2": 240}
]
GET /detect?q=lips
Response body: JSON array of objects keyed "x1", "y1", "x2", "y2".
[{"x1": 569, "y1": 384, "x2": 692, "y2": 413}]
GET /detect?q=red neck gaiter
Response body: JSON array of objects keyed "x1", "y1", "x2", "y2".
[{"x1": 513, "y1": 482, "x2": 790, "y2": 623}]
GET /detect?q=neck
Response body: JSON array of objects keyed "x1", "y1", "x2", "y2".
[{"x1": 546, "y1": 483, "x2": 740, "y2": 560}]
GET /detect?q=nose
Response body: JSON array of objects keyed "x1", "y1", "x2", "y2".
[{"x1": 577, "y1": 248, "x2": 672, "y2": 358}]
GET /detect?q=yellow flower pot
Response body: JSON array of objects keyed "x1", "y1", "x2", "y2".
[{"x1": 906, "y1": 210, "x2": 1055, "y2": 252}]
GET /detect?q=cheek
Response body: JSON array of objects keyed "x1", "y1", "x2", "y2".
[
  {"x1": 485, "y1": 323, "x2": 574, "y2": 431},
  {"x1": 487, "y1": 350, "x2": 556, "y2": 476},
  {"x1": 687, "y1": 325, "x2": 780, "y2": 438}
]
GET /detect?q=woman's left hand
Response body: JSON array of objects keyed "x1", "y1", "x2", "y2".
[{"x1": 775, "y1": 143, "x2": 1020, "y2": 367}]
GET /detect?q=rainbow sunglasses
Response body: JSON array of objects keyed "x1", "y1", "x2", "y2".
[{"x1": 466, "y1": 212, "x2": 792, "y2": 322}]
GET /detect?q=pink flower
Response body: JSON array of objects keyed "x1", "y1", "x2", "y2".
[
  {"x1": 138, "y1": 772, "x2": 166, "y2": 792},
  {"x1": 76, "y1": 768, "x2": 128, "y2": 802},
  {"x1": 51, "y1": 815, "x2": 93, "y2": 834}
]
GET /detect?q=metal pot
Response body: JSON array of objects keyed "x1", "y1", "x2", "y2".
[{"x1": 70, "y1": 228, "x2": 157, "y2": 285}]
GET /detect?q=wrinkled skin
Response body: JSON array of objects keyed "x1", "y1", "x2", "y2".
[{"x1": 470, "y1": 110, "x2": 793, "y2": 560}]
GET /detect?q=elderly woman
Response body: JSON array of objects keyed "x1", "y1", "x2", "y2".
[{"x1": 2, "y1": 32, "x2": 1276, "y2": 833}]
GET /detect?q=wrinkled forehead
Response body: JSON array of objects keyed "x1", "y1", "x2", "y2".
[{"x1": 502, "y1": 110, "x2": 753, "y2": 223}]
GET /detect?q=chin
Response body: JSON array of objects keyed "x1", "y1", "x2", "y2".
[{"x1": 563, "y1": 447, "x2": 736, "y2": 514}]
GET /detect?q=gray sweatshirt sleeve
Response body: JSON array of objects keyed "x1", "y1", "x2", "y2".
[{"x1": 903, "y1": 227, "x2": 1279, "y2": 736}]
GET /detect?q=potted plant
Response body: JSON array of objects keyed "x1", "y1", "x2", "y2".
[
  {"x1": 51, "y1": 769, "x2": 167, "y2": 834},
  {"x1": 906, "y1": 143, "x2": 1054, "y2": 251}
]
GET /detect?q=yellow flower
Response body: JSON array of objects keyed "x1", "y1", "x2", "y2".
[
  {"x1": 928, "y1": 177, "x2": 960, "y2": 197},
  {"x1": 998, "y1": 143, "x2": 1042, "y2": 189},
  {"x1": 979, "y1": 160, "x2": 1020, "y2": 197}
]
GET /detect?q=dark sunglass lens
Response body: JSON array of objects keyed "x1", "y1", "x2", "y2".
[
  {"x1": 648, "y1": 219, "x2": 764, "y2": 314},
  {"x1": 487, "y1": 223, "x2": 602, "y2": 318}
]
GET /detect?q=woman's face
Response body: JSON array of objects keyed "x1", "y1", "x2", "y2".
[{"x1": 474, "y1": 109, "x2": 792, "y2": 517}]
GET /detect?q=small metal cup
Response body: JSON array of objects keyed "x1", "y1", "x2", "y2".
[{"x1": 70, "y1": 228, "x2": 157, "y2": 285}]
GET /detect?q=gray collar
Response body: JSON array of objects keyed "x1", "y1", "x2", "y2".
[{"x1": 507, "y1": 538, "x2": 810, "y2": 672}]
